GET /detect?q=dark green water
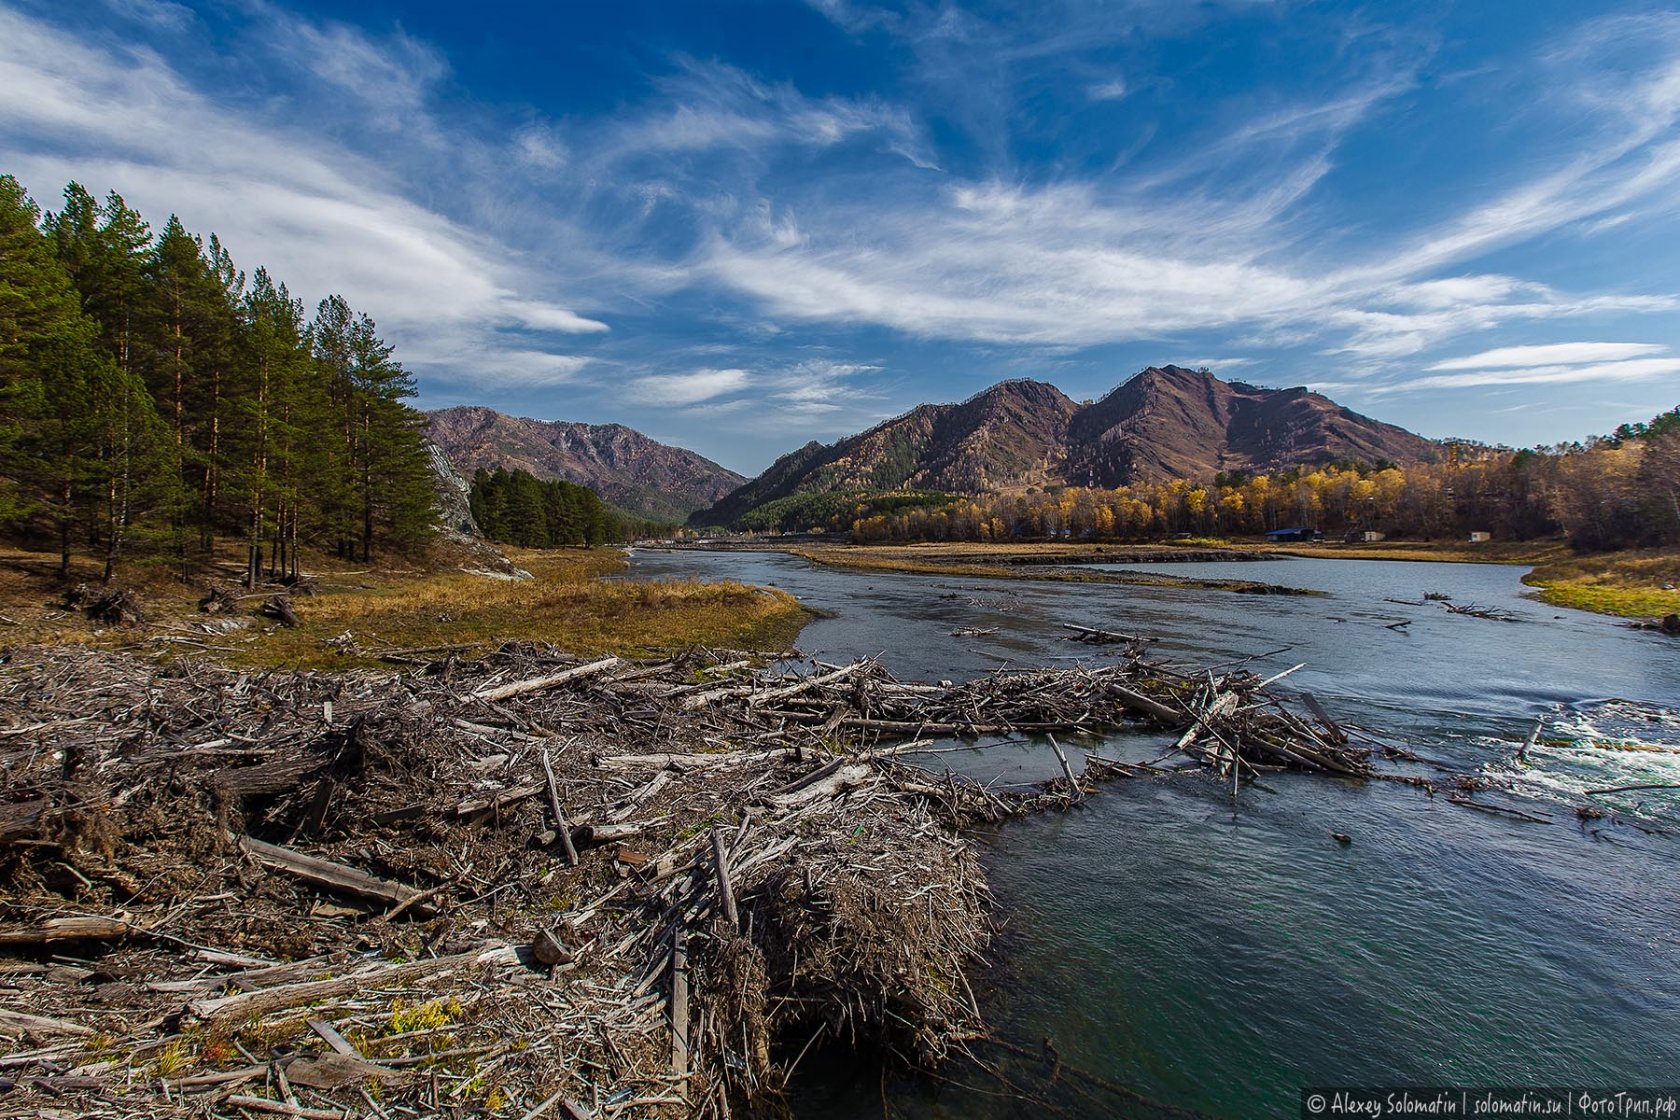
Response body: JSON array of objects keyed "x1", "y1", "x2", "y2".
[{"x1": 629, "y1": 550, "x2": 1680, "y2": 1118}]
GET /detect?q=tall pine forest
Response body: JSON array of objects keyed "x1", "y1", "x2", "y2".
[{"x1": 0, "y1": 175, "x2": 438, "y2": 584}]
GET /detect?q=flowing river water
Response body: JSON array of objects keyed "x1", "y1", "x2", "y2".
[{"x1": 628, "y1": 549, "x2": 1680, "y2": 1118}]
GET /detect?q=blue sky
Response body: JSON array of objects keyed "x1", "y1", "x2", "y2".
[{"x1": 4, "y1": 0, "x2": 1680, "y2": 474}]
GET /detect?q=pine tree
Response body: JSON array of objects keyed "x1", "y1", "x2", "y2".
[
  {"x1": 343, "y1": 309, "x2": 433, "y2": 560},
  {"x1": 232, "y1": 268, "x2": 309, "y2": 584},
  {"x1": 0, "y1": 177, "x2": 107, "y2": 572},
  {"x1": 4, "y1": 178, "x2": 438, "y2": 577},
  {"x1": 43, "y1": 186, "x2": 180, "y2": 577}
]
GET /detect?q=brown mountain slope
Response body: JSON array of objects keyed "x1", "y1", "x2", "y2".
[
  {"x1": 427, "y1": 406, "x2": 746, "y2": 523},
  {"x1": 696, "y1": 380, "x2": 1076, "y2": 527},
  {"x1": 697, "y1": 367, "x2": 1439, "y2": 527},
  {"x1": 1066, "y1": 365, "x2": 1438, "y2": 485}
]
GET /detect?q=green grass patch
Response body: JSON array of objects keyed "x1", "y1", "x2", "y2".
[
  {"x1": 1528, "y1": 582, "x2": 1680, "y2": 618},
  {"x1": 1522, "y1": 547, "x2": 1680, "y2": 619}
]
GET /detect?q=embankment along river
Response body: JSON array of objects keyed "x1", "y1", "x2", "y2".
[{"x1": 631, "y1": 549, "x2": 1680, "y2": 1118}]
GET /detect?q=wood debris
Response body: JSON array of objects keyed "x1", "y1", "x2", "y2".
[{"x1": 0, "y1": 638, "x2": 1374, "y2": 1117}]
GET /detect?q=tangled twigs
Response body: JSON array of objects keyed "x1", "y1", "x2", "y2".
[{"x1": 0, "y1": 639, "x2": 1371, "y2": 1118}]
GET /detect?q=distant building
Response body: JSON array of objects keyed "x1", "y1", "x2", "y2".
[
  {"x1": 1361, "y1": 530, "x2": 1386, "y2": 542},
  {"x1": 1467, "y1": 530, "x2": 1492, "y2": 543},
  {"x1": 1265, "y1": 527, "x2": 1313, "y2": 542}
]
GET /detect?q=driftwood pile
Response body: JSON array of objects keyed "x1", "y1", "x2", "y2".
[
  {"x1": 0, "y1": 639, "x2": 1367, "y2": 1119},
  {"x1": 61, "y1": 586, "x2": 146, "y2": 629}
]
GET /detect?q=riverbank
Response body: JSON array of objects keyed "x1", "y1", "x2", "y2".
[
  {"x1": 0, "y1": 543, "x2": 813, "y2": 669},
  {"x1": 772, "y1": 543, "x2": 1322, "y2": 595},
  {"x1": 1519, "y1": 547, "x2": 1680, "y2": 619}
]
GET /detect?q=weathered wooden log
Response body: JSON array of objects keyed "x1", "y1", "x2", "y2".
[
  {"x1": 770, "y1": 764, "x2": 872, "y2": 808},
  {"x1": 471, "y1": 656, "x2": 622, "y2": 703},
  {"x1": 747, "y1": 662, "x2": 861, "y2": 708},
  {"x1": 1106, "y1": 683, "x2": 1185, "y2": 724},
  {"x1": 569, "y1": 822, "x2": 649, "y2": 848},
  {"x1": 1173, "y1": 691, "x2": 1239, "y2": 754},
  {"x1": 517, "y1": 1090, "x2": 595, "y2": 1120},
  {"x1": 670, "y1": 924, "x2": 690, "y2": 1079},
  {"x1": 0, "y1": 798, "x2": 50, "y2": 843},
  {"x1": 260, "y1": 594, "x2": 298, "y2": 627},
  {"x1": 308, "y1": 1018, "x2": 360, "y2": 1057},
  {"x1": 285, "y1": 1053, "x2": 409, "y2": 1090},
  {"x1": 224, "y1": 1094, "x2": 349, "y2": 1119},
  {"x1": 1046, "y1": 733, "x2": 1083, "y2": 801},
  {"x1": 1061, "y1": 623, "x2": 1155, "y2": 644},
  {"x1": 711, "y1": 828, "x2": 739, "y2": 930},
  {"x1": 608, "y1": 770, "x2": 674, "y2": 821},
  {"x1": 454, "y1": 782, "x2": 544, "y2": 815},
  {"x1": 0, "y1": 1008, "x2": 95, "y2": 1037},
  {"x1": 234, "y1": 834, "x2": 425, "y2": 911},
  {"x1": 0, "y1": 915, "x2": 144, "y2": 946},
  {"x1": 541, "y1": 747, "x2": 580, "y2": 867},
  {"x1": 190, "y1": 943, "x2": 518, "y2": 1022},
  {"x1": 679, "y1": 684, "x2": 753, "y2": 710},
  {"x1": 212, "y1": 755, "x2": 330, "y2": 797},
  {"x1": 595, "y1": 748, "x2": 789, "y2": 773},
  {"x1": 1301, "y1": 692, "x2": 1346, "y2": 744},
  {"x1": 149, "y1": 954, "x2": 334, "y2": 994}
]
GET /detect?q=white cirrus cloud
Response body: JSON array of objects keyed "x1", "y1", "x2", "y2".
[
  {"x1": 499, "y1": 300, "x2": 610, "y2": 334},
  {"x1": 1386, "y1": 356, "x2": 1680, "y2": 392},
  {"x1": 1426, "y1": 341, "x2": 1667, "y2": 370},
  {"x1": 0, "y1": 4, "x2": 606, "y2": 394},
  {"x1": 629, "y1": 368, "x2": 751, "y2": 406}
]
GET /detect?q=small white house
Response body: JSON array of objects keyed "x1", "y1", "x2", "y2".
[
  {"x1": 1361, "y1": 530, "x2": 1386, "y2": 542},
  {"x1": 1467, "y1": 530, "x2": 1492, "y2": 543}
]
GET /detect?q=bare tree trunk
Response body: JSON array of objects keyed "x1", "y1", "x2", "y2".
[{"x1": 58, "y1": 478, "x2": 72, "y2": 581}]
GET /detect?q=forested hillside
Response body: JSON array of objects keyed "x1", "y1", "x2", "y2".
[
  {"x1": 839, "y1": 416, "x2": 1680, "y2": 548},
  {"x1": 466, "y1": 466, "x2": 670, "y2": 548},
  {"x1": 0, "y1": 175, "x2": 436, "y2": 584},
  {"x1": 429, "y1": 406, "x2": 745, "y2": 523}
]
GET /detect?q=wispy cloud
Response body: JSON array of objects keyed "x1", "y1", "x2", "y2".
[
  {"x1": 1390, "y1": 356, "x2": 1680, "y2": 392},
  {"x1": 629, "y1": 368, "x2": 750, "y2": 406},
  {"x1": 588, "y1": 57, "x2": 933, "y2": 171},
  {"x1": 462, "y1": 351, "x2": 594, "y2": 388},
  {"x1": 7, "y1": 0, "x2": 1680, "y2": 465},
  {"x1": 0, "y1": 4, "x2": 606, "y2": 392},
  {"x1": 763, "y1": 357, "x2": 884, "y2": 414},
  {"x1": 271, "y1": 15, "x2": 448, "y2": 123},
  {"x1": 1427, "y1": 342, "x2": 1668, "y2": 370},
  {"x1": 693, "y1": 16, "x2": 1680, "y2": 363},
  {"x1": 499, "y1": 300, "x2": 609, "y2": 334},
  {"x1": 101, "y1": 0, "x2": 192, "y2": 31}
]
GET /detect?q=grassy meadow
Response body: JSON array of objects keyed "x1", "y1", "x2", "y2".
[{"x1": 0, "y1": 544, "x2": 812, "y2": 668}]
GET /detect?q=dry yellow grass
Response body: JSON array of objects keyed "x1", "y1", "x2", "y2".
[
  {"x1": 0, "y1": 544, "x2": 812, "y2": 667},
  {"x1": 239, "y1": 548, "x2": 811, "y2": 668},
  {"x1": 1252, "y1": 539, "x2": 1568, "y2": 565},
  {"x1": 782, "y1": 543, "x2": 1319, "y2": 594},
  {"x1": 1521, "y1": 548, "x2": 1680, "y2": 619}
]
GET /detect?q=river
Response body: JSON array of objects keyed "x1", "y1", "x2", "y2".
[{"x1": 629, "y1": 549, "x2": 1680, "y2": 1118}]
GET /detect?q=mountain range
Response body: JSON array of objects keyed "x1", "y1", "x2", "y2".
[
  {"x1": 426, "y1": 406, "x2": 746, "y2": 523},
  {"x1": 429, "y1": 367, "x2": 1439, "y2": 529},
  {"x1": 697, "y1": 366, "x2": 1437, "y2": 527}
]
